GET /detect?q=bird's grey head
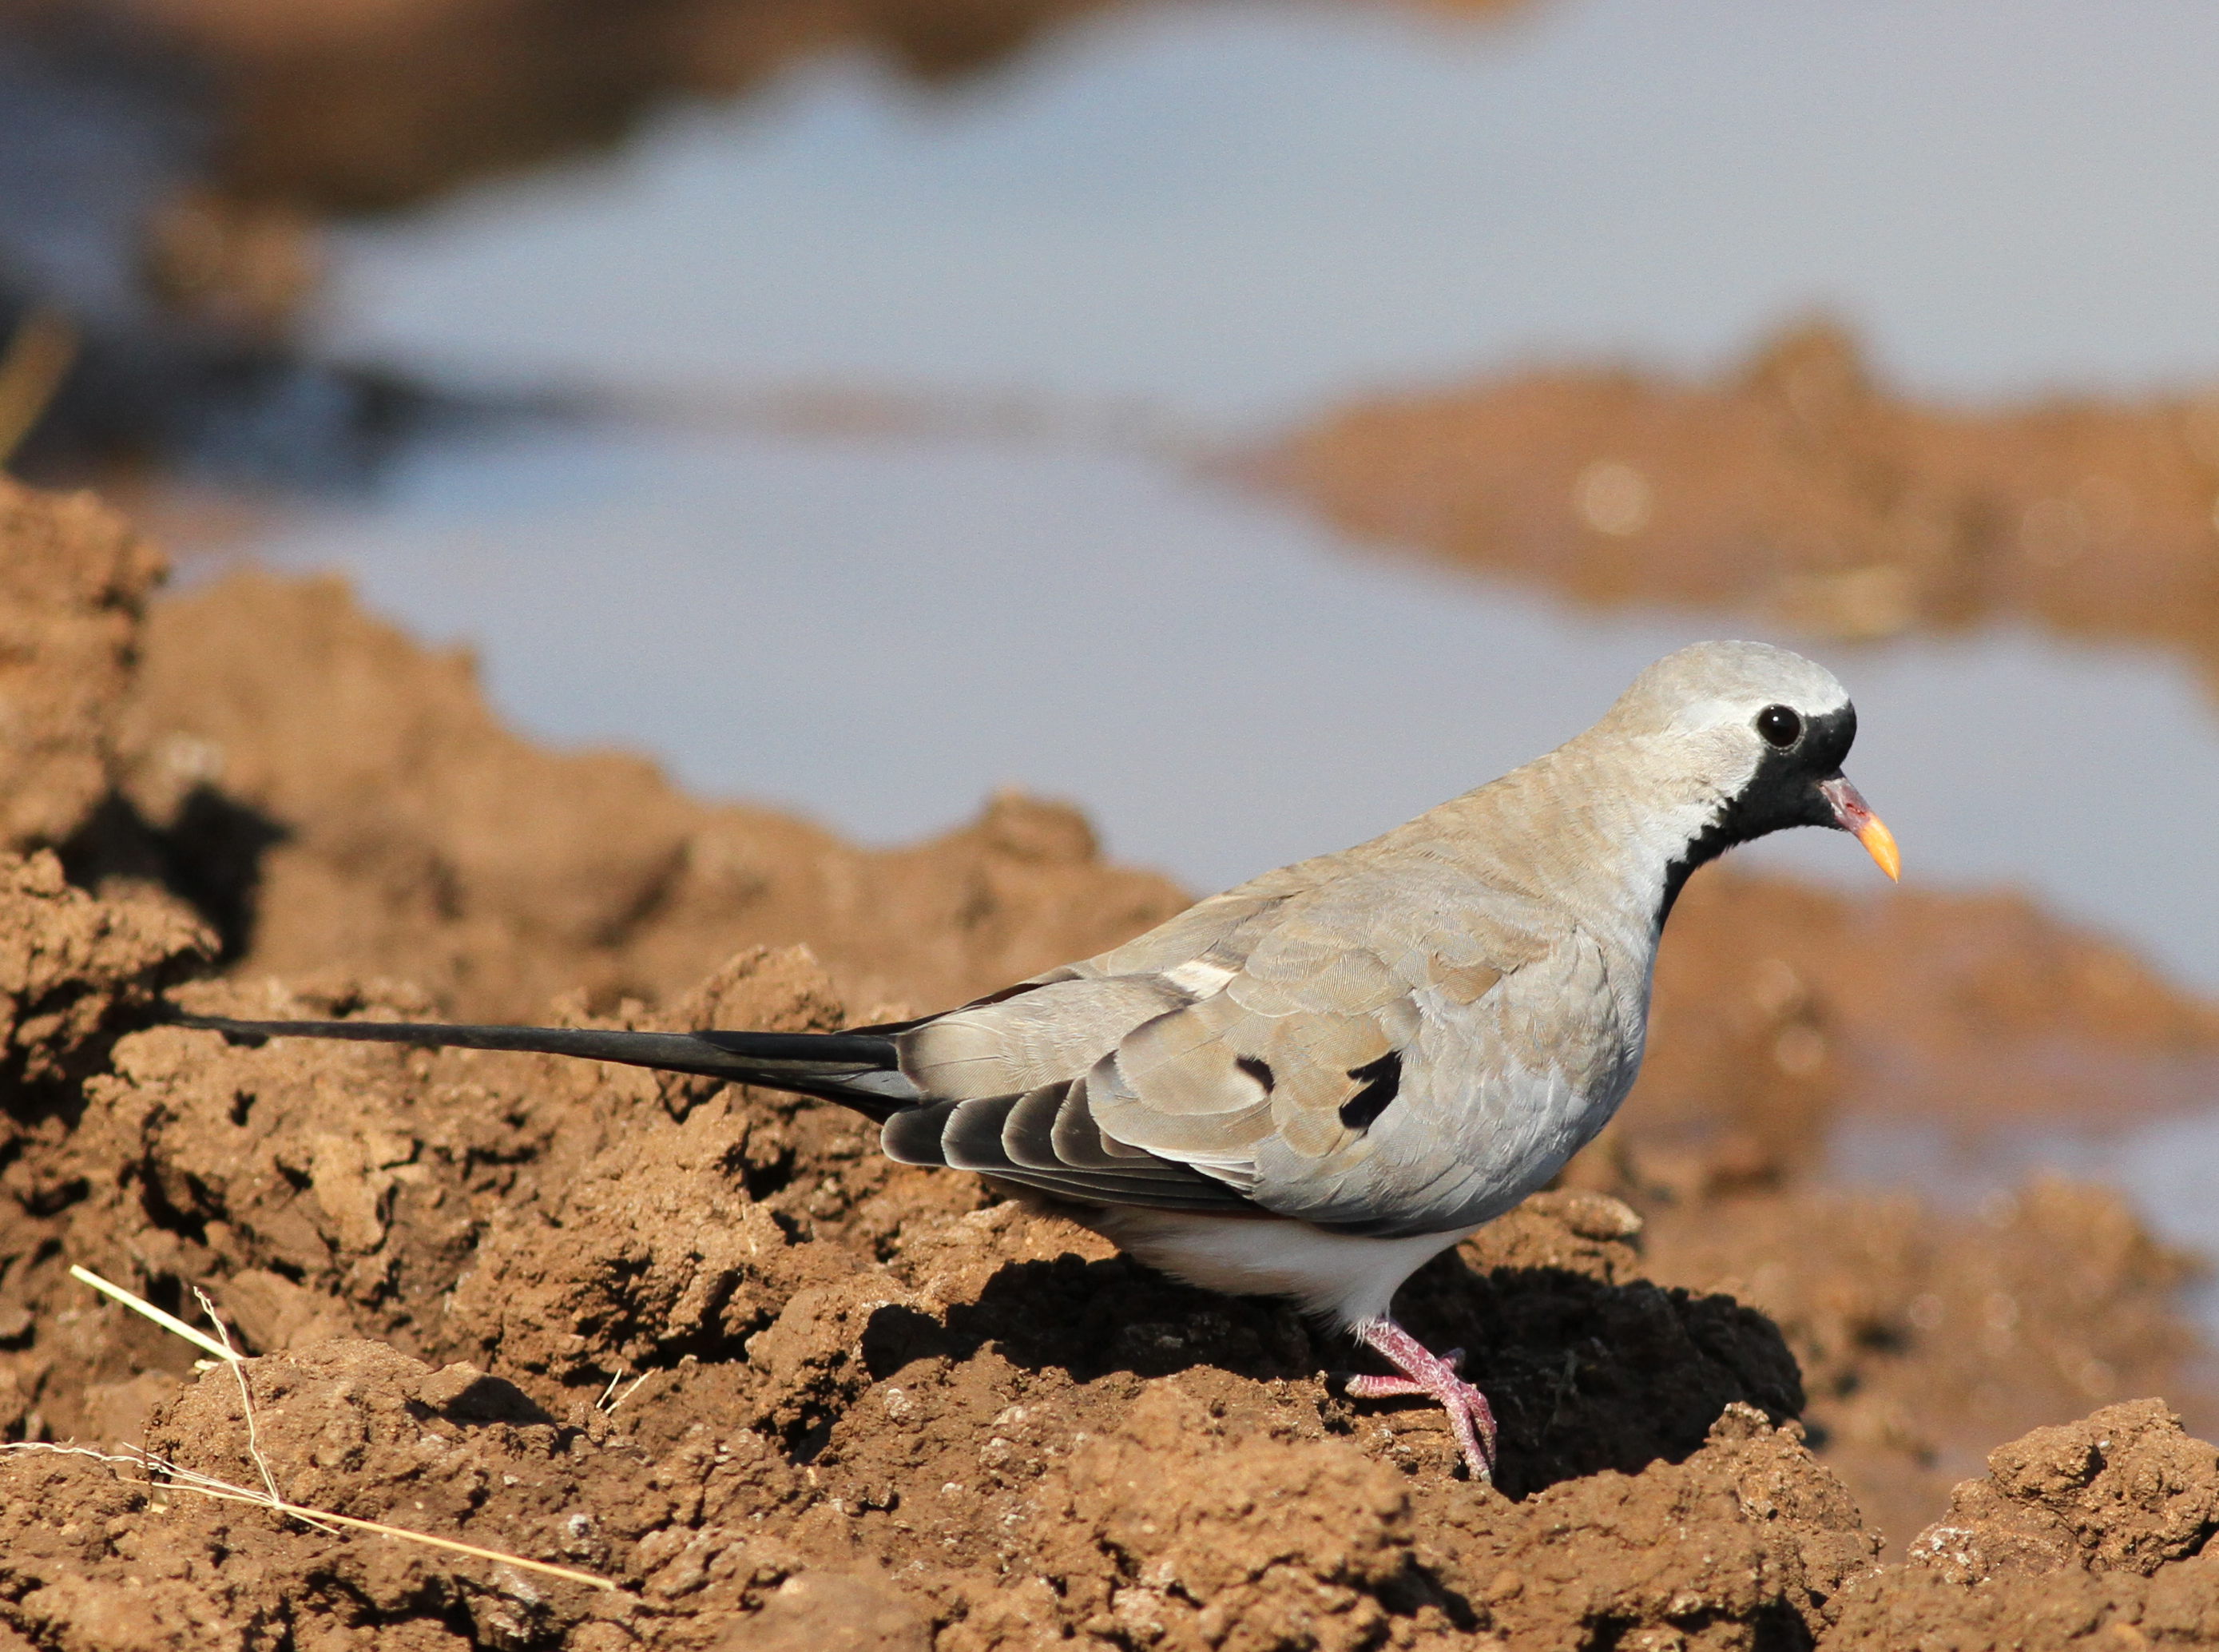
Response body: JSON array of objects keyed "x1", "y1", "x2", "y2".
[{"x1": 1598, "y1": 640, "x2": 1899, "y2": 913}]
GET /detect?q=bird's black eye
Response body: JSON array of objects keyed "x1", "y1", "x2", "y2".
[{"x1": 1756, "y1": 705, "x2": 1802, "y2": 748}]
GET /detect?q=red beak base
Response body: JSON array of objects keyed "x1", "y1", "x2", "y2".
[{"x1": 1818, "y1": 776, "x2": 1900, "y2": 881}]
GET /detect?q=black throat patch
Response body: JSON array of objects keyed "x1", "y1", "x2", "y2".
[{"x1": 1657, "y1": 702, "x2": 1857, "y2": 923}]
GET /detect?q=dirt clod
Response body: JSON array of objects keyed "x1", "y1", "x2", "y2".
[
  {"x1": 1911, "y1": 1400, "x2": 2219, "y2": 1583},
  {"x1": 1828, "y1": 1404, "x2": 2219, "y2": 1648},
  {"x1": 0, "y1": 482, "x2": 165, "y2": 852}
]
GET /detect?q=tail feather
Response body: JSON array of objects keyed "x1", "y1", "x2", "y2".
[{"x1": 165, "y1": 1012, "x2": 920, "y2": 1118}]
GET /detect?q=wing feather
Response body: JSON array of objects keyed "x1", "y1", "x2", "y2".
[
  {"x1": 878, "y1": 852, "x2": 1552, "y2": 1222},
  {"x1": 878, "y1": 1081, "x2": 1259, "y2": 1213},
  {"x1": 998, "y1": 1083, "x2": 1070, "y2": 1171}
]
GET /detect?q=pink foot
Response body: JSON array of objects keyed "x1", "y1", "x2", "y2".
[
  {"x1": 1344, "y1": 1346, "x2": 1464, "y2": 1397},
  {"x1": 1347, "y1": 1320, "x2": 1498, "y2": 1480}
]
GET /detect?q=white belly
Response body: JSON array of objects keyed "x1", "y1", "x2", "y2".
[{"x1": 1089, "y1": 1206, "x2": 1479, "y2": 1329}]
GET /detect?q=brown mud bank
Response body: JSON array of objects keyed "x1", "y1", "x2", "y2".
[
  {"x1": 6, "y1": 0, "x2": 1126, "y2": 229},
  {"x1": 21, "y1": 0, "x2": 1534, "y2": 219},
  {"x1": 1269, "y1": 320, "x2": 2219, "y2": 684},
  {"x1": 0, "y1": 477, "x2": 2217, "y2": 1647}
]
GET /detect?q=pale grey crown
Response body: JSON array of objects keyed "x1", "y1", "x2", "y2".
[{"x1": 1597, "y1": 640, "x2": 1851, "y2": 741}]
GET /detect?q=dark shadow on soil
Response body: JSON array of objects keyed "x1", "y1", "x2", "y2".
[
  {"x1": 62, "y1": 784, "x2": 289, "y2": 961},
  {"x1": 875, "y1": 1248, "x2": 1804, "y2": 1498}
]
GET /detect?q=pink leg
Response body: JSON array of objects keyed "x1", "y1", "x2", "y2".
[{"x1": 1345, "y1": 1319, "x2": 1498, "y2": 1481}]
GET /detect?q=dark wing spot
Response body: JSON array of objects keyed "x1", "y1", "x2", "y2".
[
  {"x1": 1235, "y1": 1054, "x2": 1275, "y2": 1093},
  {"x1": 1339, "y1": 1050, "x2": 1401, "y2": 1131}
]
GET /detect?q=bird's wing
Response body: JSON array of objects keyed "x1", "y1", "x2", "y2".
[{"x1": 884, "y1": 856, "x2": 1554, "y2": 1221}]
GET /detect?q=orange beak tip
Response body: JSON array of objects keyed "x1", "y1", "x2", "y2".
[{"x1": 1859, "y1": 817, "x2": 1902, "y2": 882}]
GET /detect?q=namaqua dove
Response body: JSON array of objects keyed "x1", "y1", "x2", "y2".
[{"x1": 175, "y1": 640, "x2": 1899, "y2": 1479}]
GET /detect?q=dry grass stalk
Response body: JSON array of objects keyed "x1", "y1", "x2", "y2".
[
  {"x1": 1, "y1": 1440, "x2": 619, "y2": 1591},
  {"x1": 190, "y1": 1283, "x2": 298, "y2": 1519},
  {"x1": 69, "y1": 1264, "x2": 236, "y2": 1364},
  {"x1": 35, "y1": 1265, "x2": 620, "y2": 1594}
]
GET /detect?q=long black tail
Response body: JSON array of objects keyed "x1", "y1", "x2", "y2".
[{"x1": 164, "y1": 1012, "x2": 922, "y2": 1119}]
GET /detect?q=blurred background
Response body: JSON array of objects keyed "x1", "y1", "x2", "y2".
[
  {"x1": 11, "y1": 0, "x2": 2219, "y2": 947},
  {"x1": 7, "y1": 0, "x2": 2219, "y2": 1531}
]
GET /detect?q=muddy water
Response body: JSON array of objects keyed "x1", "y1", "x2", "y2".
[{"x1": 213, "y1": 2, "x2": 2219, "y2": 1289}]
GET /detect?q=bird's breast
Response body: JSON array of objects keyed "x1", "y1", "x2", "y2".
[{"x1": 1309, "y1": 934, "x2": 1649, "y2": 1235}]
